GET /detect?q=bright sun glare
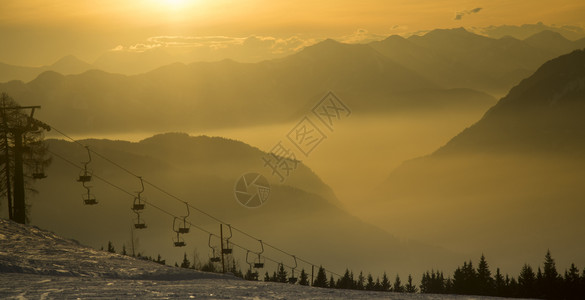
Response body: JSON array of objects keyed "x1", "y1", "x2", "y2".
[{"x1": 163, "y1": 0, "x2": 188, "y2": 8}]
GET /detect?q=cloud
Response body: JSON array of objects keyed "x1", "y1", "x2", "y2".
[
  {"x1": 338, "y1": 29, "x2": 387, "y2": 44},
  {"x1": 454, "y1": 7, "x2": 482, "y2": 20},
  {"x1": 107, "y1": 34, "x2": 318, "y2": 63},
  {"x1": 479, "y1": 22, "x2": 585, "y2": 40}
]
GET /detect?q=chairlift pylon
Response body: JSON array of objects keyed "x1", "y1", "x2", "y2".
[
  {"x1": 77, "y1": 146, "x2": 92, "y2": 183},
  {"x1": 221, "y1": 224, "x2": 233, "y2": 255},
  {"x1": 208, "y1": 234, "x2": 221, "y2": 263}
]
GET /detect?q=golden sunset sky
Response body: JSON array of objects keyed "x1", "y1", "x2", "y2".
[{"x1": 1, "y1": 0, "x2": 584, "y2": 65}]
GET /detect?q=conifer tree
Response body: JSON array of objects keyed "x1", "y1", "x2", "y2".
[
  {"x1": 329, "y1": 276, "x2": 336, "y2": 288},
  {"x1": 374, "y1": 277, "x2": 382, "y2": 291},
  {"x1": 518, "y1": 264, "x2": 536, "y2": 298},
  {"x1": 381, "y1": 272, "x2": 391, "y2": 291},
  {"x1": 180, "y1": 252, "x2": 190, "y2": 268},
  {"x1": 356, "y1": 271, "x2": 365, "y2": 290},
  {"x1": 564, "y1": 263, "x2": 580, "y2": 299},
  {"x1": 405, "y1": 274, "x2": 418, "y2": 293},
  {"x1": 393, "y1": 274, "x2": 404, "y2": 292},
  {"x1": 338, "y1": 269, "x2": 353, "y2": 289},
  {"x1": 313, "y1": 266, "x2": 328, "y2": 288},
  {"x1": 493, "y1": 268, "x2": 506, "y2": 297},
  {"x1": 298, "y1": 269, "x2": 309, "y2": 286},
  {"x1": 542, "y1": 250, "x2": 560, "y2": 298},
  {"x1": 476, "y1": 254, "x2": 494, "y2": 295},
  {"x1": 276, "y1": 263, "x2": 288, "y2": 283},
  {"x1": 107, "y1": 241, "x2": 115, "y2": 253},
  {"x1": 365, "y1": 273, "x2": 375, "y2": 290}
]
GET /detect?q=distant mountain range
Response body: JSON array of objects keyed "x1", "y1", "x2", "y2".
[
  {"x1": 2, "y1": 28, "x2": 584, "y2": 96},
  {"x1": 0, "y1": 55, "x2": 93, "y2": 83},
  {"x1": 28, "y1": 133, "x2": 459, "y2": 277},
  {"x1": 0, "y1": 33, "x2": 497, "y2": 134},
  {"x1": 365, "y1": 49, "x2": 585, "y2": 272}
]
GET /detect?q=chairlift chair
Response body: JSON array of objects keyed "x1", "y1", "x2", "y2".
[
  {"x1": 77, "y1": 147, "x2": 92, "y2": 182},
  {"x1": 82, "y1": 181, "x2": 97, "y2": 205},
  {"x1": 32, "y1": 163, "x2": 47, "y2": 179},
  {"x1": 208, "y1": 234, "x2": 221, "y2": 262},
  {"x1": 173, "y1": 232, "x2": 186, "y2": 247},
  {"x1": 288, "y1": 255, "x2": 298, "y2": 284},
  {"x1": 83, "y1": 193, "x2": 98, "y2": 205},
  {"x1": 132, "y1": 177, "x2": 145, "y2": 210},
  {"x1": 33, "y1": 172, "x2": 47, "y2": 179},
  {"x1": 254, "y1": 256, "x2": 265, "y2": 269},
  {"x1": 174, "y1": 203, "x2": 190, "y2": 234},
  {"x1": 221, "y1": 224, "x2": 233, "y2": 254},
  {"x1": 253, "y1": 239, "x2": 265, "y2": 269},
  {"x1": 133, "y1": 197, "x2": 145, "y2": 211},
  {"x1": 133, "y1": 210, "x2": 147, "y2": 229}
]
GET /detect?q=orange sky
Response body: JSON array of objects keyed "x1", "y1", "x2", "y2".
[{"x1": 1, "y1": 0, "x2": 584, "y2": 65}]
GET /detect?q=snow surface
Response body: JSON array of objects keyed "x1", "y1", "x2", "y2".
[{"x1": 0, "y1": 219, "x2": 525, "y2": 299}]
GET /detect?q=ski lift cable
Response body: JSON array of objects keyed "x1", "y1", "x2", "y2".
[
  {"x1": 46, "y1": 125, "x2": 342, "y2": 278},
  {"x1": 49, "y1": 147, "x2": 341, "y2": 277}
]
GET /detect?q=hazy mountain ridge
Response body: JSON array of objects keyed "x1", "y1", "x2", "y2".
[
  {"x1": 363, "y1": 50, "x2": 585, "y2": 273},
  {"x1": 0, "y1": 55, "x2": 93, "y2": 83},
  {"x1": 371, "y1": 28, "x2": 584, "y2": 95},
  {"x1": 2, "y1": 27, "x2": 583, "y2": 99},
  {"x1": 435, "y1": 49, "x2": 585, "y2": 156},
  {"x1": 28, "y1": 133, "x2": 458, "y2": 277},
  {"x1": 0, "y1": 37, "x2": 496, "y2": 134}
]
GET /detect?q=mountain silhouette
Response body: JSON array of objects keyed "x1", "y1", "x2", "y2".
[
  {"x1": 435, "y1": 49, "x2": 585, "y2": 155},
  {"x1": 0, "y1": 38, "x2": 495, "y2": 134},
  {"x1": 372, "y1": 27, "x2": 572, "y2": 95},
  {"x1": 366, "y1": 50, "x2": 585, "y2": 273},
  {"x1": 0, "y1": 55, "x2": 93, "y2": 83},
  {"x1": 27, "y1": 133, "x2": 458, "y2": 278}
]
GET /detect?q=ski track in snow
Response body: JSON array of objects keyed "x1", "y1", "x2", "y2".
[{"x1": 0, "y1": 219, "x2": 526, "y2": 299}]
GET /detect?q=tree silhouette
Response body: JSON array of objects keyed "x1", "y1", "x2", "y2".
[
  {"x1": 476, "y1": 254, "x2": 494, "y2": 295},
  {"x1": 0, "y1": 93, "x2": 51, "y2": 224},
  {"x1": 365, "y1": 273, "x2": 375, "y2": 290},
  {"x1": 107, "y1": 241, "x2": 115, "y2": 253},
  {"x1": 563, "y1": 263, "x2": 581, "y2": 299},
  {"x1": 381, "y1": 272, "x2": 391, "y2": 291},
  {"x1": 298, "y1": 269, "x2": 309, "y2": 286},
  {"x1": 393, "y1": 274, "x2": 404, "y2": 292},
  {"x1": 356, "y1": 271, "x2": 365, "y2": 290},
  {"x1": 405, "y1": 274, "x2": 418, "y2": 293},
  {"x1": 541, "y1": 250, "x2": 560, "y2": 298},
  {"x1": 493, "y1": 268, "x2": 506, "y2": 297},
  {"x1": 180, "y1": 252, "x2": 190, "y2": 268},
  {"x1": 313, "y1": 266, "x2": 328, "y2": 288},
  {"x1": 518, "y1": 264, "x2": 536, "y2": 298},
  {"x1": 276, "y1": 263, "x2": 288, "y2": 283},
  {"x1": 328, "y1": 275, "x2": 336, "y2": 288}
]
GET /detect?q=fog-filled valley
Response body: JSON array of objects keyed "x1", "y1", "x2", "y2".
[{"x1": 2, "y1": 2, "x2": 585, "y2": 297}]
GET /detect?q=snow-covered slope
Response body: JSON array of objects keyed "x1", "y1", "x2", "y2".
[
  {"x1": 0, "y1": 219, "x2": 522, "y2": 299},
  {"x1": 0, "y1": 218, "x2": 225, "y2": 280}
]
